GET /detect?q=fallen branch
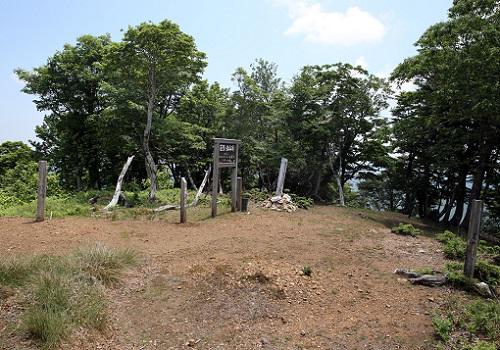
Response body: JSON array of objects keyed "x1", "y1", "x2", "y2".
[
  {"x1": 103, "y1": 155, "x2": 134, "y2": 212},
  {"x1": 154, "y1": 204, "x2": 178, "y2": 212}
]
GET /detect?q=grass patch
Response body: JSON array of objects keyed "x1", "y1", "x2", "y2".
[
  {"x1": 391, "y1": 223, "x2": 420, "y2": 237},
  {"x1": 74, "y1": 243, "x2": 138, "y2": 286},
  {"x1": 0, "y1": 244, "x2": 138, "y2": 349},
  {"x1": 433, "y1": 298, "x2": 499, "y2": 349}
]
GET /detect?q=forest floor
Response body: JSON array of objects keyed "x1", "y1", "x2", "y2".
[{"x1": 0, "y1": 206, "x2": 469, "y2": 350}]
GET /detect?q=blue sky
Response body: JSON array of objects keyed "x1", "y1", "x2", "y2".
[{"x1": 0, "y1": 0, "x2": 452, "y2": 143}]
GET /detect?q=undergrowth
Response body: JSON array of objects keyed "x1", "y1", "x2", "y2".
[
  {"x1": 0, "y1": 243, "x2": 138, "y2": 349},
  {"x1": 391, "y1": 223, "x2": 420, "y2": 237},
  {"x1": 432, "y1": 297, "x2": 499, "y2": 349}
]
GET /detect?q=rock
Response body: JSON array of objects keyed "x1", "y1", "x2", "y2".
[
  {"x1": 394, "y1": 268, "x2": 421, "y2": 278},
  {"x1": 475, "y1": 282, "x2": 493, "y2": 298},
  {"x1": 260, "y1": 337, "x2": 270, "y2": 345},
  {"x1": 270, "y1": 196, "x2": 282, "y2": 203},
  {"x1": 409, "y1": 274, "x2": 447, "y2": 287}
]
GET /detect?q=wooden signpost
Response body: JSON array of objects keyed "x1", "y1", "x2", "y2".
[
  {"x1": 36, "y1": 160, "x2": 47, "y2": 222},
  {"x1": 464, "y1": 200, "x2": 483, "y2": 278},
  {"x1": 211, "y1": 138, "x2": 241, "y2": 218}
]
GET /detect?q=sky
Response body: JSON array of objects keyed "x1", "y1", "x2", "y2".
[{"x1": 0, "y1": 0, "x2": 452, "y2": 144}]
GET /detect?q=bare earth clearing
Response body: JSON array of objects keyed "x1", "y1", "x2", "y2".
[{"x1": 1, "y1": 206, "x2": 462, "y2": 349}]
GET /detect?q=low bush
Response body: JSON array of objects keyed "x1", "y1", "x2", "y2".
[
  {"x1": 433, "y1": 298, "x2": 499, "y2": 349},
  {"x1": 443, "y1": 236, "x2": 467, "y2": 260},
  {"x1": 391, "y1": 223, "x2": 420, "y2": 237},
  {"x1": 432, "y1": 316, "x2": 453, "y2": 341}
]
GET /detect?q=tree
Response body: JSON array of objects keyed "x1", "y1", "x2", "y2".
[
  {"x1": 105, "y1": 20, "x2": 206, "y2": 200},
  {"x1": 391, "y1": 0, "x2": 500, "y2": 226},
  {"x1": 16, "y1": 35, "x2": 112, "y2": 190},
  {"x1": 288, "y1": 64, "x2": 390, "y2": 203}
]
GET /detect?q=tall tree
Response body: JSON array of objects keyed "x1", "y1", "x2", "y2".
[
  {"x1": 16, "y1": 35, "x2": 112, "y2": 189},
  {"x1": 103, "y1": 20, "x2": 206, "y2": 200}
]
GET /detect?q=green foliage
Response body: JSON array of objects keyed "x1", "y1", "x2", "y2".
[
  {"x1": 462, "y1": 300, "x2": 500, "y2": 339},
  {"x1": 436, "y1": 230, "x2": 457, "y2": 243},
  {"x1": 474, "y1": 260, "x2": 500, "y2": 287},
  {"x1": 433, "y1": 297, "x2": 499, "y2": 349},
  {"x1": 443, "y1": 237, "x2": 467, "y2": 260},
  {"x1": 0, "y1": 245, "x2": 137, "y2": 348},
  {"x1": 391, "y1": 223, "x2": 420, "y2": 237},
  {"x1": 302, "y1": 265, "x2": 312, "y2": 277},
  {"x1": 432, "y1": 316, "x2": 453, "y2": 341},
  {"x1": 244, "y1": 188, "x2": 271, "y2": 202},
  {"x1": 289, "y1": 194, "x2": 314, "y2": 209}
]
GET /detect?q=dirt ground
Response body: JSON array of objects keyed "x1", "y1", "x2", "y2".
[{"x1": 1, "y1": 206, "x2": 459, "y2": 349}]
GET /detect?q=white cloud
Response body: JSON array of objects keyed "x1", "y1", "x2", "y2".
[
  {"x1": 354, "y1": 56, "x2": 368, "y2": 69},
  {"x1": 278, "y1": 1, "x2": 386, "y2": 46}
]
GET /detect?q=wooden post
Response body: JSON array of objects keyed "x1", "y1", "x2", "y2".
[
  {"x1": 236, "y1": 177, "x2": 243, "y2": 211},
  {"x1": 36, "y1": 160, "x2": 47, "y2": 222},
  {"x1": 276, "y1": 158, "x2": 288, "y2": 196},
  {"x1": 464, "y1": 200, "x2": 483, "y2": 278},
  {"x1": 180, "y1": 177, "x2": 187, "y2": 224},
  {"x1": 231, "y1": 169, "x2": 237, "y2": 212},
  {"x1": 211, "y1": 142, "x2": 219, "y2": 218}
]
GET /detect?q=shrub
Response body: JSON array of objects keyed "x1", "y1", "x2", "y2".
[
  {"x1": 289, "y1": 194, "x2": 314, "y2": 209},
  {"x1": 391, "y1": 223, "x2": 420, "y2": 237},
  {"x1": 463, "y1": 300, "x2": 500, "y2": 339},
  {"x1": 433, "y1": 298, "x2": 499, "y2": 349},
  {"x1": 432, "y1": 316, "x2": 453, "y2": 341},
  {"x1": 436, "y1": 230, "x2": 456, "y2": 243},
  {"x1": 302, "y1": 265, "x2": 312, "y2": 276},
  {"x1": 474, "y1": 260, "x2": 500, "y2": 287},
  {"x1": 443, "y1": 236, "x2": 467, "y2": 260}
]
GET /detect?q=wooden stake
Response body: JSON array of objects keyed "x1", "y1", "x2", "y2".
[
  {"x1": 464, "y1": 200, "x2": 483, "y2": 278},
  {"x1": 36, "y1": 160, "x2": 47, "y2": 222},
  {"x1": 237, "y1": 177, "x2": 243, "y2": 211},
  {"x1": 180, "y1": 177, "x2": 187, "y2": 223},
  {"x1": 211, "y1": 143, "x2": 219, "y2": 218}
]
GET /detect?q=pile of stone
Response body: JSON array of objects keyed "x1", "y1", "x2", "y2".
[{"x1": 260, "y1": 194, "x2": 298, "y2": 213}]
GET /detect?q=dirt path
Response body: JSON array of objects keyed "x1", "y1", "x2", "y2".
[{"x1": 1, "y1": 207, "x2": 450, "y2": 349}]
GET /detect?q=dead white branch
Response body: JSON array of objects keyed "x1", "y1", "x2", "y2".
[{"x1": 103, "y1": 156, "x2": 134, "y2": 212}]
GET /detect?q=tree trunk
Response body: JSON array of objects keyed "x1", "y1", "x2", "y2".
[
  {"x1": 461, "y1": 144, "x2": 492, "y2": 229},
  {"x1": 404, "y1": 153, "x2": 414, "y2": 217},
  {"x1": 144, "y1": 66, "x2": 158, "y2": 201},
  {"x1": 187, "y1": 168, "x2": 198, "y2": 191},
  {"x1": 336, "y1": 154, "x2": 345, "y2": 206}
]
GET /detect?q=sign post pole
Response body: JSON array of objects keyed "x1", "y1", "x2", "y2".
[{"x1": 211, "y1": 138, "x2": 241, "y2": 218}]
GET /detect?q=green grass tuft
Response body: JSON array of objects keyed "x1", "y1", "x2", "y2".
[
  {"x1": 74, "y1": 243, "x2": 138, "y2": 286},
  {"x1": 391, "y1": 223, "x2": 420, "y2": 237},
  {"x1": 0, "y1": 244, "x2": 138, "y2": 348}
]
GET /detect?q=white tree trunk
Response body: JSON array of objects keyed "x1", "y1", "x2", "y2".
[
  {"x1": 144, "y1": 66, "x2": 158, "y2": 201},
  {"x1": 103, "y1": 156, "x2": 134, "y2": 212}
]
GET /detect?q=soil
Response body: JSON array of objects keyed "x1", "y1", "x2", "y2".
[{"x1": 0, "y1": 206, "x2": 460, "y2": 349}]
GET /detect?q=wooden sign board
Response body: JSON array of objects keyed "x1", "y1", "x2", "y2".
[
  {"x1": 218, "y1": 142, "x2": 237, "y2": 167},
  {"x1": 212, "y1": 138, "x2": 241, "y2": 217}
]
